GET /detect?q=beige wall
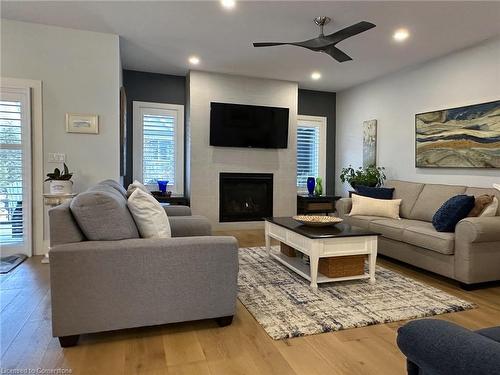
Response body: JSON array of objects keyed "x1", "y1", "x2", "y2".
[
  {"x1": 1, "y1": 19, "x2": 121, "y2": 254},
  {"x1": 336, "y1": 37, "x2": 500, "y2": 196},
  {"x1": 188, "y1": 71, "x2": 298, "y2": 230}
]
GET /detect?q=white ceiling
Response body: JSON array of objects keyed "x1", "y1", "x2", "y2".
[{"x1": 2, "y1": 1, "x2": 500, "y2": 91}]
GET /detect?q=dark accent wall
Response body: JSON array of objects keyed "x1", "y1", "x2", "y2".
[
  {"x1": 122, "y1": 70, "x2": 186, "y2": 186},
  {"x1": 298, "y1": 89, "x2": 336, "y2": 195}
]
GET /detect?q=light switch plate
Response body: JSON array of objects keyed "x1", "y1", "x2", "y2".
[{"x1": 48, "y1": 153, "x2": 66, "y2": 163}]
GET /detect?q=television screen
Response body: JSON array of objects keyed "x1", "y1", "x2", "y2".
[{"x1": 209, "y1": 102, "x2": 289, "y2": 148}]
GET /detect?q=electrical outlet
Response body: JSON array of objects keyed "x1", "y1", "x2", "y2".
[{"x1": 48, "y1": 153, "x2": 66, "y2": 163}]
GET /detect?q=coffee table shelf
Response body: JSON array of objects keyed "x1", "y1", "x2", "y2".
[{"x1": 270, "y1": 249, "x2": 371, "y2": 284}]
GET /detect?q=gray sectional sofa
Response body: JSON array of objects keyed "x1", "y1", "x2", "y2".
[
  {"x1": 49, "y1": 180, "x2": 239, "y2": 347},
  {"x1": 337, "y1": 180, "x2": 500, "y2": 288}
]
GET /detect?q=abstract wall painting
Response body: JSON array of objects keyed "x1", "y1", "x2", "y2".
[
  {"x1": 416, "y1": 100, "x2": 500, "y2": 168},
  {"x1": 363, "y1": 119, "x2": 377, "y2": 168}
]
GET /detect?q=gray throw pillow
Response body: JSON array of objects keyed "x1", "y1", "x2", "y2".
[{"x1": 70, "y1": 191, "x2": 140, "y2": 240}]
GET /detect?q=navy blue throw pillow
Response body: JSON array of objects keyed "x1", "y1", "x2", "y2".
[
  {"x1": 432, "y1": 195, "x2": 475, "y2": 232},
  {"x1": 355, "y1": 185, "x2": 395, "y2": 200}
]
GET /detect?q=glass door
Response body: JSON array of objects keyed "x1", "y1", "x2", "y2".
[{"x1": 0, "y1": 87, "x2": 32, "y2": 257}]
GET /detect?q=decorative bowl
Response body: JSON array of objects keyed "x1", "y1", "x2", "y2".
[{"x1": 293, "y1": 215, "x2": 343, "y2": 227}]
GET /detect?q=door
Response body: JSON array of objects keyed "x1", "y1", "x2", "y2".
[{"x1": 0, "y1": 87, "x2": 32, "y2": 257}]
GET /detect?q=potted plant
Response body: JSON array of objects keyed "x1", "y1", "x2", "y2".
[
  {"x1": 45, "y1": 163, "x2": 74, "y2": 194},
  {"x1": 340, "y1": 165, "x2": 386, "y2": 190}
]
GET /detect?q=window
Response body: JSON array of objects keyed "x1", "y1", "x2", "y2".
[
  {"x1": 0, "y1": 86, "x2": 32, "y2": 256},
  {"x1": 296, "y1": 115, "x2": 326, "y2": 192},
  {"x1": 133, "y1": 102, "x2": 184, "y2": 195}
]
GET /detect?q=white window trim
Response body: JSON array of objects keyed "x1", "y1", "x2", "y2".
[
  {"x1": 296, "y1": 115, "x2": 327, "y2": 194},
  {"x1": 133, "y1": 101, "x2": 184, "y2": 196}
]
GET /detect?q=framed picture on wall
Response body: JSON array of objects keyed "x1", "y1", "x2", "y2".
[
  {"x1": 66, "y1": 113, "x2": 99, "y2": 134},
  {"x1": 415, "y1": 100, "x2": 500, "y2": 168}
]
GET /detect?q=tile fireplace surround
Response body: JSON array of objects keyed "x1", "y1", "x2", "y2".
[{"x1": 187, "y1": 71, "x2": 298, "y2": 230}]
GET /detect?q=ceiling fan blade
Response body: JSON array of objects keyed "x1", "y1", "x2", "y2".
[
  {"x1": 253, "y1": 42, "x2": 290, "y2": 47},
  {"x1": 324, "y1": 21, "x2": 376, "y2": 44},
  {"x1": 322, "y1": 45, "x2": 352, "y2": 63}
]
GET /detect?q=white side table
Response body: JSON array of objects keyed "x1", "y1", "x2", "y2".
[{"x1": 42, "y1": 193, "x2": 77, "y2": 264}]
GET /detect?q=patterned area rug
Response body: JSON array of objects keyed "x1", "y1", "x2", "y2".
[{"x1": 238, "y1": 247, "x2": 475, "y2": 340}]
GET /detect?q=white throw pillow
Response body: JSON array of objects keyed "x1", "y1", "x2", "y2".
[
  {"x1": 127, "y1": 180, "x2": 150, "y2": 197},
  {"x1": 349, "y1": 194, "x2": 402, "y2": 219},
  {"x1": 127, "y1": 188, "x2": 171, "y2": 238},
  {"x1": 479, "y1": 197, "x2": 498, "y2": 217},
  {"x1": 493, "y1": 183, "x2": 500, "y2": 192}
]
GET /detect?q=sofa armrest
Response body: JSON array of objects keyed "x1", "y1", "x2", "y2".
[
  {"x1": 397, "y1": 319, "x2": 500, "y2": 375},
  {"x1": 49, "y1": 236, "x2": 239, "y2": 337},
  {"x1": 456, "y1": 216, "x2": 500, "y2": 243},
  {"x1": 162, "y1": 204, "x2": 192, "y2": 216},
  {"x1": 336, "y1": 198, "x2": 352, "y2": 218},
  {"x1": 169, "y1": 215, "x2": 211, "y2": 237}
]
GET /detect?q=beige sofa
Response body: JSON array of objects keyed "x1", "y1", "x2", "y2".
[{"x1": 336, "y1": 180, "x2": 500, "y2": 289}]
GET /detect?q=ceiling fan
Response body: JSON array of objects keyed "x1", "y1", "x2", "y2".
[{"x1": 253, "y1": 17, "x2": 376, "y2": 62}]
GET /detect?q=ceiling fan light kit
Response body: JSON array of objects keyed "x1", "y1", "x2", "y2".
[{"x1": 253, "y1": 16, "x2": 376, "y2": 62}]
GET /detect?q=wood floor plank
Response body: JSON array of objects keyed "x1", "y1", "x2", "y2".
[{"x1": 1, "y1": 231, "x2": 499, "y2": 375}]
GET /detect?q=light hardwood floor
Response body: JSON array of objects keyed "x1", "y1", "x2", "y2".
[{"x1": 1, "y1": 229, "x2": 500, "y2": 374}]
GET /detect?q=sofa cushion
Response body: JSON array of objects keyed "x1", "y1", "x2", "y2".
[
  {"x1": 346, "y1": 215, "x2": 383, "y2": 230},
  {"x1": 385, "y1": 180, "x2": 425, "y2": 219},
  {"x1": 403, "y1": 223, "x2": 455, "y2": 255},
  {"x1": 476, "y1": 327, "x2": 500, "y2": 343},
  {"x1": 409, "y1": 184, "x2": 467, "y2": 222},
  {"x1": 432, "y1": 195, "x2": 475, "y2": 232},
  {"x1": 349, "y1": 194, "x2": 402, "y2": 219},
  {"x1": 127, "y1": 188, "x2": 171, "y2": 239},
  {"x1": 465, "y1": 187, "x2": 500, "y2": 215},
  {"x1": 99, "y1": 179, "x2": 127, "y2": 198},
  {"x1": 70, "y1": 191, "x2": 140, "y2": 241},
  {"x1": 369, "y1": 219, "x2": 428, "y2": 242},
  {"x1": 355, "y1": 185, "x2": 395, "y2": 200}
]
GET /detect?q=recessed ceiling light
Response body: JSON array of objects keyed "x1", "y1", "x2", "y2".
[
  {"x1": 393, "y1": 28, "x2": 410, "y2": 42},
  {"x1": 311, "y1": 72, "x2": 321, "y2": 80},
  {"x1": 188, "y1": 56, "x2": 200, "y2": 65},
  {"x1": 220, "y1": 0, "x2": 236, "y2": 10}
]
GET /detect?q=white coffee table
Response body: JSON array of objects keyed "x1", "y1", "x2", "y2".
[{"x1": 265, "y1": 217, "x2": 380, "y2": 289}]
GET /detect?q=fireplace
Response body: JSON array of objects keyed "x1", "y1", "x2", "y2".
[{"x1": 219, "y1": 173, "x2": 273, "y2": 222}]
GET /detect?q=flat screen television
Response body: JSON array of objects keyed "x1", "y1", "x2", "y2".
[{"x1": 209, "y1": 102, "x2": 289, "y2": 148}]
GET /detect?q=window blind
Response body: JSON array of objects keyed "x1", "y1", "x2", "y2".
[
  {"x1": 296, "y1": 125, "x2": 320, "y2": 188},
  {"x1": 142, "y1": 113, "x2": 176, "y2": 185},
  {"x1": 0, "y1": 99, "x2": 25, "y2": 245}
]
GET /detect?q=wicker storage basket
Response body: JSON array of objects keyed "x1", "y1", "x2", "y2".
[
  {"x1": 318, "y1": 255, "x2": 366, "y2": 278},
  {"x1": 280, "y1": 243, "x2": 296, "y2": 257}
]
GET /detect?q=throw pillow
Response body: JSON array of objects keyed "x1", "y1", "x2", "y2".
[
  {"x1": 432, "y1": 195, "x2": 475, "y2": 232},
  {"x1": 349, "y1": 194, "x2": 402, "y2": 219},
  {"x1": 468, "y1": 194, "x2": 494, "y2": 217},
  {"x1": 127, "y1": 180, "x2": 150, "y2": 197},
  {"x1": 479, "y1": 197, "x2": 498, "y2": 217},
  {"x1": 70, "y1": 191, "x2": 140, "y2": 240},
  {"x1": 127, "y1": 188, "x2": 171, "y2": 238},
  {"x1": 355, "y1": 185, "x2": 395, "y2": 200}
]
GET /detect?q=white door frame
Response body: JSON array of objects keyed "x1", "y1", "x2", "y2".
[{"x1": 0, "y1": 77, "x2": 43, "y2": 257}]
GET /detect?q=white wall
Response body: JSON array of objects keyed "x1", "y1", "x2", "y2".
[
  {"x1": 1, "y1": 19, "x2": 121, "y2": 254},
  {"x1": 188, "y1": 71, "x2": 298, "y2": 230},
  {"x1": 336, "y1": 37, "x2": 500, "y2": 196},
  {"x1": 1, "y1": 19, "x2": 121, "y2": 192}
]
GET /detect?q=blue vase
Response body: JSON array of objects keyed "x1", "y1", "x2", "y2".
[
  {"x1": 306, "y1": 177, "x2": 315, "y2": 195},
  {"x1": 157, "y1": 180, "x2": 168, "y2": 193}
]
